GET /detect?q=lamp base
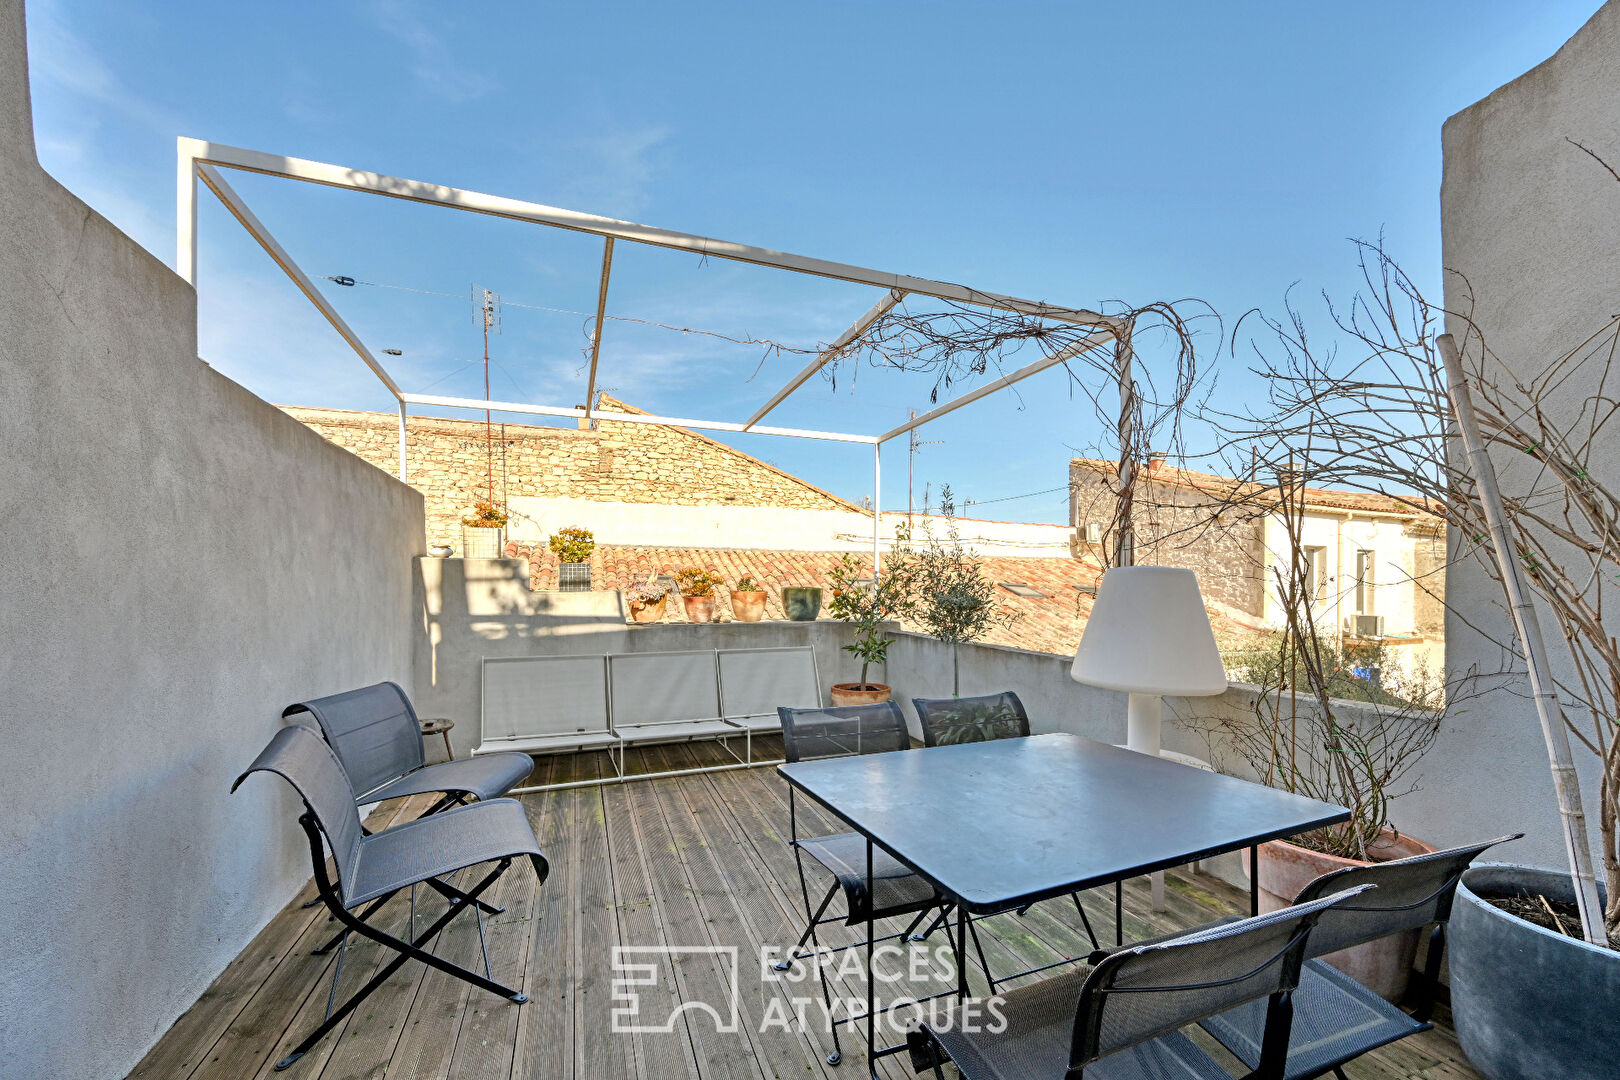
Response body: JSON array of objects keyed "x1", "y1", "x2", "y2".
[
  {"x1": 1125, "y1": 692, "x2": 1163, "y2": 757},
  {"x1": 1122, "y1": 693, "x2": 1219, "y2": 913}
]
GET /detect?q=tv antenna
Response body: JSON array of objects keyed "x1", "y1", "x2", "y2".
[
  {"x1": 472, "y1": 285, "x2": 502, "y2": 510},
  {"x1": 907, "y1": 408, "x2": 943, "y2": 522}
]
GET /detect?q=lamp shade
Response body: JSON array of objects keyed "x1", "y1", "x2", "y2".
[{"x1": 1071, "y1": 566, "x2": 1228, "y2": 697}]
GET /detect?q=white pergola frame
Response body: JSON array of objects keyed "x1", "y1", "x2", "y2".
[{"x1": 177, "y1": 137, "x2": 1125, "y2": 573}]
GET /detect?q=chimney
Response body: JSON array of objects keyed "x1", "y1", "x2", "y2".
[{"x1": 1147, "y1": 454, "x2": 1165, "y2": 473}]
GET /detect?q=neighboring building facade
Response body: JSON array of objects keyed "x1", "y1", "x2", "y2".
[
  {"x1": 1070, "y1": 457, "x2": 1445, "y2": 643},
  {"x1": 283, "y1": 393, "x2": 861, "y2": 545}
]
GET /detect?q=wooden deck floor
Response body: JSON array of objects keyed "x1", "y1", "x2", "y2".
[{"x1": 130, "y1": 739, "x2": 1480, "y2": 1080}]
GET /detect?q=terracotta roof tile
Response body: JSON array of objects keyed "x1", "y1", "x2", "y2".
[{"x1": 508, "y1": 542, "x2": 1250, "y2": 658}]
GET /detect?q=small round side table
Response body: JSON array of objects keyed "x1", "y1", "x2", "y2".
[{"x1": 419, "y1": 717, "x2": 455, "y2": 761}]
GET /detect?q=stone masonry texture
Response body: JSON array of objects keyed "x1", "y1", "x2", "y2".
[{"x1": 282, "y1": 394, "x2": 861, "y2": 544}]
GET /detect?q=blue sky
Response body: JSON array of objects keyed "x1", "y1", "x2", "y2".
[{"x1": 25, "y1": 0, "x2": 1602, "y2": 522}]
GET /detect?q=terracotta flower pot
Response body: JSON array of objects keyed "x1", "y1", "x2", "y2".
[
  {"x1": 1245, "y1": 827, "x2": 1435, "y2": 1001},
  {"x1": 830, "y1": 682, "x2": 892, "y2": 706},
  {"x1": 683, "y1": 595, "x2": 718, "y2": 623},
  {"x1": 731, "y1": 590, "x2": 767, "y2": 622},
  {"x1": 629, "y1": 596, "x2": 667, "y2": 623}
]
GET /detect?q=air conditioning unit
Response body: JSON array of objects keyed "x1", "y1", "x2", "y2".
[
  {"x1": 1080, "y1": 522, "x2": 1104, "y2": 544},
  {"x1": 1349, "y1": 614, "x2": 1385, "y2": 638}
]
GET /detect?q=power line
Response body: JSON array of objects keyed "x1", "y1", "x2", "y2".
[
  {"x1": 958, "y1": 483, "x2": 1073, "y2": 507},
  {"x1": 324, "y1": 274, "x2": 819, "y2": 356}
]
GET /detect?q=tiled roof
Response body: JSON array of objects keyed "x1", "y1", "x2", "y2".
[
  {"x1": 1070, "y1": 458, "x2": 1443, "y2": 519},
  {"x1": 506, "y1": 541, "x2": 1253, "y2": 659}
]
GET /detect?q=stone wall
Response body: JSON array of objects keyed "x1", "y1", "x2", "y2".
[
  {"x1": 1069, "y1": 462, "x2": 1266, "y2": 616},
  {"x1": 284, "y1": 394, "x2": 861, "y2": 545},
  {"x1": 1411, "y1": 527, "x2": 1448, "y2": 637}
]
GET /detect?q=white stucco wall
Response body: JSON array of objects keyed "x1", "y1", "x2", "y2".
[
  {"x1": 0, "y1": 4, "x2": 426, "y2": 1077},
  {"x1": 1436, "y1": 0, "x2": 1620, "y2": 873},
  {"x1": 505, "y1": 496, "x2": 1075, "y2": 558},
  {"x1": 1258, "y1": 511, "x2": 1424, "y2": 636}
]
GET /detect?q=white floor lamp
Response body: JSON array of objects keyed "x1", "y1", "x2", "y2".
[{"x1": 1071, "y1": 566, "x2": 1229, "y2": 910}]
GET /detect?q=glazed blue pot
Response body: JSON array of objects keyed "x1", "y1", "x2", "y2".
[{"x1": 781, "y1": 586, "x2": 822, "y2": 621}]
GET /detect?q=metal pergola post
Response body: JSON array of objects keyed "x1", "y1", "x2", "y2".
[
  {"x1": 397, "y1": 400, "x2": 409, "y2": 481},
  {"x1": 873, "y1": 443, "x2": 882, "y2": 578}
]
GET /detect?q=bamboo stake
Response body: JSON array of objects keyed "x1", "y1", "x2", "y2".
[{"x1": 1439, "y1": 332, "x2": 1607, "y2": 944}]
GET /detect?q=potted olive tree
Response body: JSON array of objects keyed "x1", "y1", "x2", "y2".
[
  {"x1": 674, "y1": 567, "x2": 723, "y2": 623},
  {"x1": 909, "y1": 493, "x2": 1014, "y2": 697},
  {"x1": 548, "y1": 525, "x2": 596, "y2": 591},
  {"x1": 826, "y1": 552, "x2": 914, "y2": 705},
  {"x1": 460, "y1": 500, "x2": 507, "y2": 559},
  {"x1": 730, "y1": 575, "x2": 768, "y2": 622}
]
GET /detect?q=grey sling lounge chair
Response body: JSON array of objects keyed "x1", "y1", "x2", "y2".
[
  {"x1": 911, "y1": 692, "x2": 1102, "y2": 962},
  {"x1": 233, "y1": 725, "x2": 549, "y2": 1070},
  {"x1": 1195, "y1": 834, "x2": 1520, "y2": 1080},
  {"x1": 284, "y1": 681, "x2": 534, "y2": 812},
  {"x1": 908, "y1": 884, "x2": 1375, "y2": 1080},
  {"x1": 285, "y1": 682, "x2": 535, "y2": 944},
  {"x1": 775, "y1": 701, "x2": 953, "y2": 1066}
]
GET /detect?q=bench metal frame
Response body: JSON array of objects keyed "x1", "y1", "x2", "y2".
[{"x1": 475, "y1": 645, "x2": 823, "y2": 791}]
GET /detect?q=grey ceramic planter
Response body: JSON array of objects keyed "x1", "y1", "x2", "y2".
[
  {"x1": 781, "y1": 586, "x2": 822, "y2": 621},
  {"x1": 1451, "y1": 864, "x2": 1620, "y2": 1080}
]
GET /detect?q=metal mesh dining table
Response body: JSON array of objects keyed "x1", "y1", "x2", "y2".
[{"x1": 777, "y1": 732, "x2": 1350, "y2": 1076}]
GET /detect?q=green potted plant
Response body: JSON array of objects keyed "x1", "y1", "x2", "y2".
[
  {"x1": 1202, "y1": 630, "x2": 1448, "y2": 1001},
  {"x1": 827, "y1": 552, "x2": 915, "y2": 705},
  {"x1": 459, "y1": 500, "x2": 507, "y2": 559},
  {"x1": 909, "y1": 490, "x2": 1015, "y2": 695},
  {"x1": 626, "y1": 578, "x2": 670, "y2": 624},
  {"x1": 730, "y1": 574, "x2": 768, "y2": 622},
  {"x1": 1193, "y1": 467, "x2": 1448, "y2": 1002},
  {"x1": 674, "y1": 567, "x2": 723, "y2": 623},
  {"x1": 548, "y1": 525, "x2": 596, "y2": 591}
]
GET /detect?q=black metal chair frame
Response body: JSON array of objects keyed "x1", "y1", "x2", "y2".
[
  {"x1": 283, "y1": 812, "x2": 528, "y2": 1070},
  {"x1": 773, "y1": 701, "x2": 961, "y2": 1066},
  {"x1": 909, "y1": 884, "x2": 1376, "y2": 1080},
  {"x1": 234, "y1": 727, "x2": 549, "y2": 1070},
  {"x1": 910, "y1": 692, "x2": 1101, "y2": 985},
  {"x1": 1197, "y1": 834, "x2": 1521, "y2": 1080}
]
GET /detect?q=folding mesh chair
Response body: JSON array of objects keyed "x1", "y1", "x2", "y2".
[
  {"x1": 913, "y1": 692, "x2": 1033, "y2": 747},
  {"x1": 908, "y1": 884, "x2": 1375, "y2": 1080},
  {"x1": 911, "y1": 692, "x2": 1102, "y2": 968},
  {"x1": 1197, "y1": 834, "x2": 1520, "y2": 1080},
  {"x1": 285, "y1": 682, "x2": 534, "y2": 940},
  {"x1": 284, "y1": 681, "x2": 534, "y2": 812},
  {"x1": 776, "y1": 701, "x2": 951, "y2": 1065},
  {"x1": 233, "y1": 725, "x2": 549, "y2": 1070}
]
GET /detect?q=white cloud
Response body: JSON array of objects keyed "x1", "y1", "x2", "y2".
[
  {"x1": 26, "y1": 3, "x2": 180, "y2": 135},
  {"x1": 558, "y1": 125, "x2": 673, "y2": 218},
  {"x1": 367, "y1": 0, "x2": 494, "y2": 104}
]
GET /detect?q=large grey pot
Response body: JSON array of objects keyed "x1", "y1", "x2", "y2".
[{"x1": 1451, "y1": 864, "x2": 1620, "y2": 1080}]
